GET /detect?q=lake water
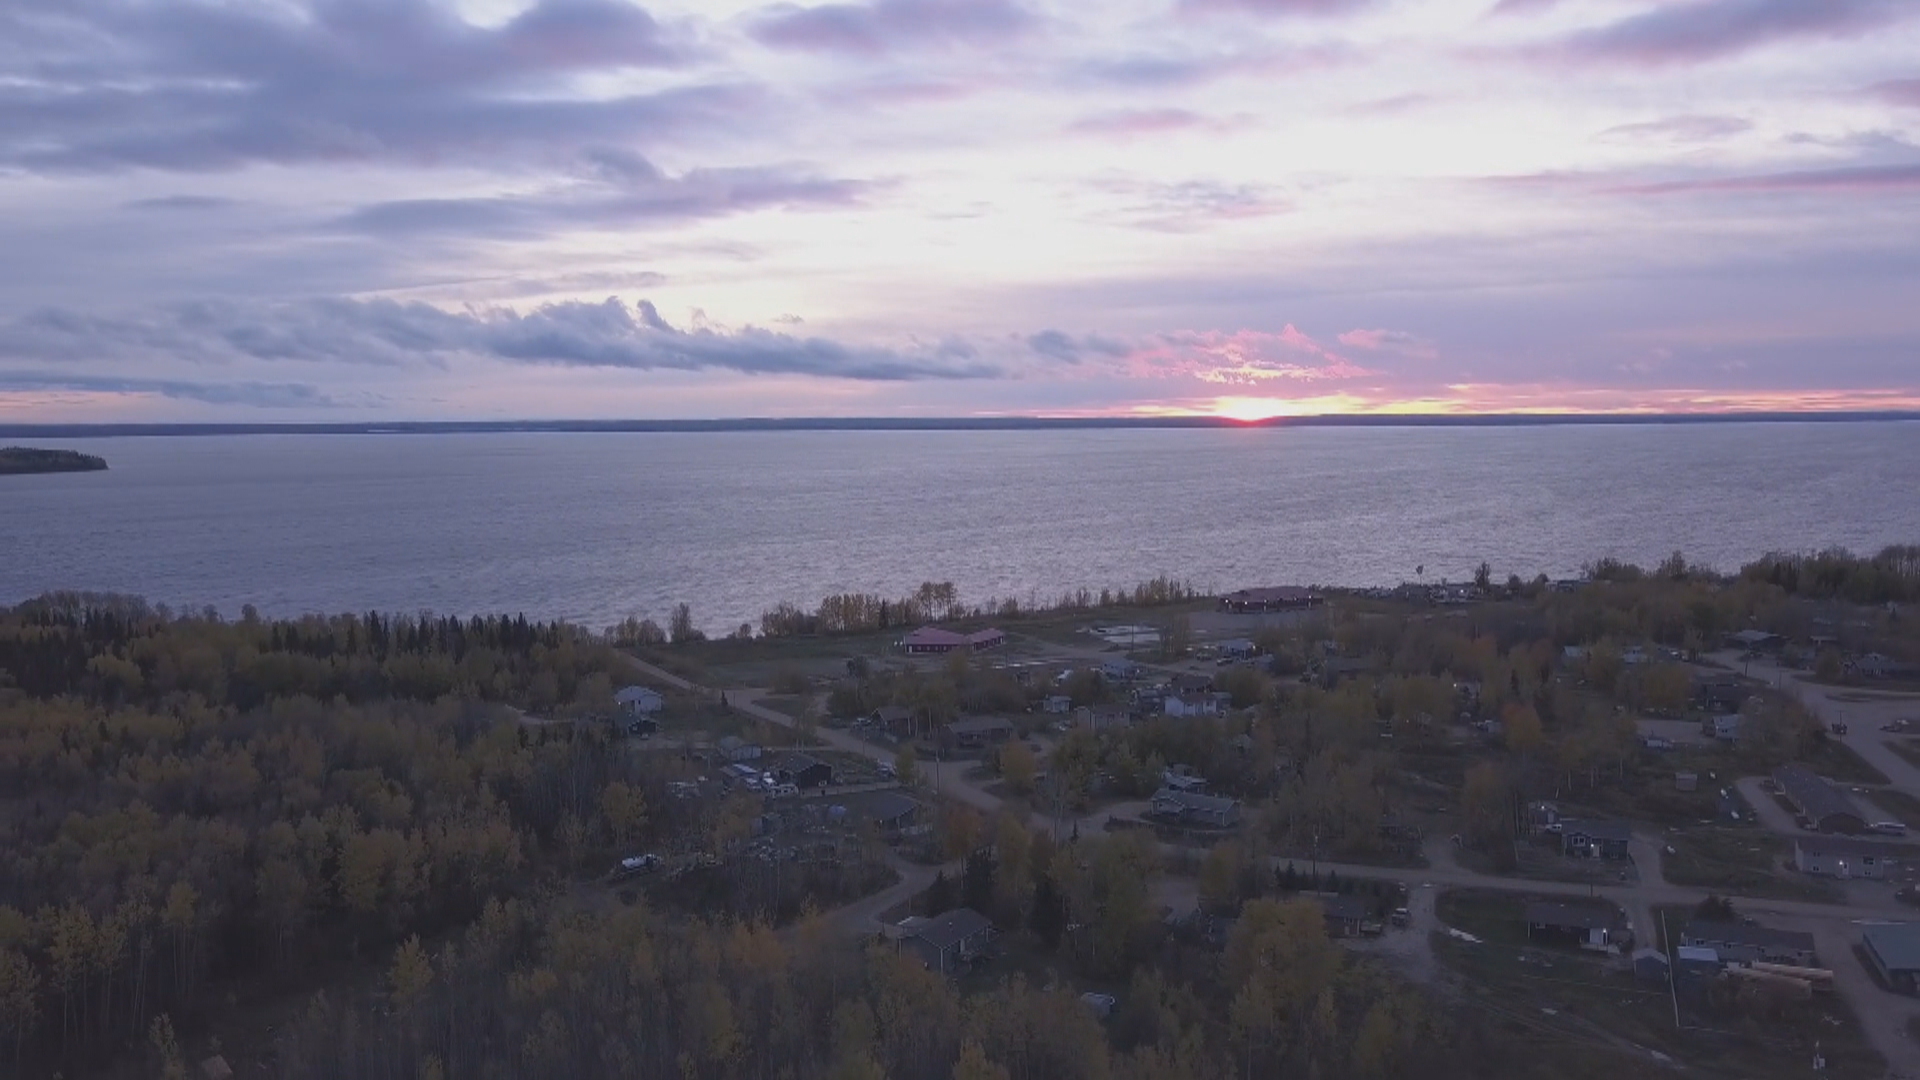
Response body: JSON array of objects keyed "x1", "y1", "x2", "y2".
[{"x1": 3, "y1": 423, "x2": 1917, "y2": 632}]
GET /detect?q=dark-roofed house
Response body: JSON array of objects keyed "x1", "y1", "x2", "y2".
[
  {"x1": 1076, "y1": 704, "x2": 1132, "y2": 732},
  {"x1": 1726, "y1": 630, "x2": 1784, "y2": 652},
  {"x1": 1219, "y1": 587, "x2": 1323, "y2": 612},
  {"x1": 1773, "y1": 764, "x2": 1867, "y2": 833},
  {"x1": 897, "y1": 908, "x2": 994, "y2": 975},
  {"x1": 1682, "y1": 920, "x2": 1816, "y2": 966},
  {"x1": 943, "y1": 716, "x2": 1015, "y2": 750},
  {"x1": 775, "y1": 753, "x2": 834, "y2": 790},
  {"x1": 840, "y1": 790, "x2": 922, "y2": 833},
  {"x1": 1318, "y1": 658, "x2": 1375, "y2": 688},
  {"x1": 1524, "y1": 901, "x2": 1624, "y2": 951},
  {"x1": 871, "y1": 705, "x2": 915, "y2": 736},
  {"x1": 1864, "y1": 924, "x2": 1920, "y2": 994},
  {"x1": 1172, "y1": 673, "x2": 1215, "y2": 695},
  {"x1": 1317, "y1": 894, "x2": 1369, "y2": 938},
  {"x1": 1793, "y1": 835, "x2": 1905, "y2": 879},
  {"x1": 1150, "y1": 787, "x2": 1241, "y2": 828},
  {"x1": 1560, "y1": 819, "x2": 1633, "y2": 860},
  {"x1": 1692, "y1": 674, "x2": 1751, "y2": 714}
]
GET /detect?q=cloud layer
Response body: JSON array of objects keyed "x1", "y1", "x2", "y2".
[{"x1": 2, "y1": 0, "x2": 1919, "y2": 419}]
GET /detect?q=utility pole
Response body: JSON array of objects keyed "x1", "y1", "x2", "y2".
[{"x1": 1661, "y1": 911, "x2": 1680, "y2": 1030}]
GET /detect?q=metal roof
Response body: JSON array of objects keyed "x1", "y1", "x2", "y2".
[
  {"x1": 1683, "y1": 919, "x2": 1815, "y2": 953},
  {"x1": 1864, "y1": 924, "x2": 1920, "y2": 973},
  {"x1": 1151, "y1": 787, "x2": 1238, "y2": 815},
  {"x1": 1773, "y1": 764, "x2": 1864, "y2": 826},
  {"x1": 1560, "y1": 818, "x2": 1634, "y2": 843},
  {"x1": 909, "y1": 907, "x2": 993, "y2": 950},
  {"x1": 1523, "y1": 901, "x2": 1620, "y2": 932}
]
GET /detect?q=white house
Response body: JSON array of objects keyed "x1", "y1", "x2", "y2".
[
  {"x1": 1042, "y1": 695, "x2": 1073, "y2": 715},
  {"x1": 1795, "y1": 836, "x2": 1902, "y2": 880},
  {"x1": 615, "y1": 685, "x2": 665, "y2": 715},
  {"x1": 1710, "y1": 714, "x2": 1742, "y2": 742},
  {"x1": 717, "y1": 736, "x2": 762, "y2": 763},
  {"x1": 1164, "y1": 693, "x2": 1221, "y2": 719},
  {"x1": 1076, "y1": 704, "x2": 1132, "y2": 732}
]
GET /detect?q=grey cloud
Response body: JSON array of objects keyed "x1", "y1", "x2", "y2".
[
  {"x1": 0, "y1": 298, "x2": 1005, "y2": 382},
  {"x1": 1599, "y1": 115, "x2": 1753, "y2": 142},
  {"x1": 331, "y1": 163, "x2": 868, "y2": 239},
  {"x1": 1875, "y1": 79, "x2": 1920, "y2": 107},
  {"x1": 1610, "y1": 163, "x2": 1920, "y2": 195},
  {"x1": 1181, "y1": 0, "x2": 1376, "y2": 15},
  {"x1": 0, "y1": 0, "x2": 751, "y2": 174},
  {"x1": 1544, "y1": 0, "x2": 1908, "y2": 67},
  {"x1": 0, "y1": 370, "x2": 336, "y2": 408},
  {"x1": 751, "y1": 0, "x2": 1033, "y2": 55},
  {"x1": 123, "y1": 195, "x2": 242, "y2": 212},
  {"x1": 1091, "y1": 178, "x2": 1292, "y2": 232},
  {"x1": 1026, "y1": 331, "x2": 1131, "y2": 363}
]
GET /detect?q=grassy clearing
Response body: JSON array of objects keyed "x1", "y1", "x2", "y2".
[
  {"x1": 1864, "y1": 787, "x2": 1920, "y2": 826},
  {"x1": 1888, "y1": 739, "x2": 1920, "y2": 772},
  {"x1": 1805, "y1": 739, "x2": 1892, "y2": 785},
  {"x1": 1660, "y1": 828, "x2": 1840, "y2": 903},
  {"x1": 753, "y1": 694, "x2": 814, "y2": 719}
]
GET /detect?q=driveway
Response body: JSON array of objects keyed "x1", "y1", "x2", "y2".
[
  {"x1": 1770, "y1": 913, "x2": 1920, "y2": 1079},
  {"x1": 1706, "y1": 651, "x2": 1920, "y2": 795},
  {"x1": 1735, "y1": 775, "x2": 1805, "y2": 836}
]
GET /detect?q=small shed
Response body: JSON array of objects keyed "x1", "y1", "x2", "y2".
[{"x1": 1674, "y1": 771, "x2": 1698, "y2": 792}]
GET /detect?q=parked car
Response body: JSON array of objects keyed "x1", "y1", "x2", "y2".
[
  {"x1": 769, "y1": 783, "x2": 799, "y2": 798},
  {"x1": 1390, "y1": 908, "x2": 1411, "y2": 927},
  {"x1": 1872, "y1": 821, "x2": 1908, "y2": 836}
]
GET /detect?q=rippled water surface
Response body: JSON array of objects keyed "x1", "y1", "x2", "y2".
[{"x1": 4, "y1": 423, "x2": 1917, "y2": 631}]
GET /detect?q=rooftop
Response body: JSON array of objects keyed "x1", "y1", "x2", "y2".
[
  {"x1": 1152, "y1": 787, "x2": 1238, "y2": 815},
  {"x1": 1523, "y1": 901, "x2": 1620, "y2": 932},
  {"x1": 1865, "y1": 923, "x2": 1920, "y2": 972},
  {"x1": 947, "y1": 716, "x2": 1015, "y2": 735},
  {"x1": 907, "y1": 907, "x2": 993, "y2": 950},
  {"x1": 1795, "y1": 835, "x2": 1909, "y2": 860},
  {"x1": 1683, "y1": 919, "x2": 1815, "y2": 953},
  {"x1": 1560, "y1": 818, "x2": 1634, "y2": 843},
  {"x1": 1773, "y1": 764, "x2": 1862, "y2": 824}
]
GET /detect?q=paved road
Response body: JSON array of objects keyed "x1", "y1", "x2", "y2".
[
  {"x1": 1710, "y1": 651, "x2": 1920, "y2": 796},
  {"x1": 627, "y1": 650, "x2": 1920, "y2": 1076}
]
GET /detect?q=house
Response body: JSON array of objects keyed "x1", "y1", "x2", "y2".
[
  {"x1": 1862, "y1": 924, "x2": 1920, "y2": 993},
  {"x1": 1165, "y1": 693, "x2": 1222, "y2": 719},
  {"x1": 1100, "y1": 660, "x2": 1143, "y2": 681},
  {"x1": 871, "y1": 705, "x2": 915, "y2": 736},
  {"x1": 1693, "y1": 675, "x2": 1751, "y2": 714},
  {"x1": 1318, "y1": 658, "x2": 1375, "y2": 688},
  {"x1": 1042, "y1": 695, "x2": 1072, "y2": 715},
  {"x1": 1218, "y1": 586, "x2": 1323, "y2": 612},
  {"x1": 717, "y1": 736, "x2": 762, "y2": 763},
  {"x1": 1773, "y1": 764, "x2": 1867, "y2": 833},
  {"x1": 1674, "y1": 771, "x2": 1698, "y2": 792},
  {"x1": 1560, "y1": 819, "x2": 1633, "y2": 860},
  {"x1": 943, "y1": 716, "x2": 1016, "y2": 749},
  {"x1": 1317, "y1": 894, "x2": 1369, "y2": 938},
  {"x1": 899, "y1": 626, "x2": 1006, "y2": 654},
  {"x1": 1161, "y1": 766, "x2": 1207, "y2": 793},
  {"x1": 1149, "y1": 787, "x2": 1241, "y2": 828},
  {"x1": 1853, "y1": 653, "x2": 1920, "y2": 681},
  {"x1": 1171, "y1": 673, "x2": 1215, "y2": 695},
  {"x1": 839, "y1": 790, "x2": 922, "y2": 833},
  {"x1": 896, "y1": 908, "x2": 995, "y2": 975},
  {"x1": 1523, "y1": 901, "x2": 1624, "y2": 951},
  {"x1": 1793, "y1": 835, "x2": 1905, "y2": 879},
  {"x1": 775, "y1": 753, "x2": 834, "y2": 790},
  {"x1": 1706, "y1": 714, "x2": 1742, "y2": 742},
  {"x1": 1727, "y1": 629, "x2": 1784, "y2": 653},
  {"x1": 1562, "y1": 645, "x2": 1588, "y2": 663},
  {"x1": 1682, "y1": 919, "x2": 1817, "y2": 966},
  {"x1": 615, "y1": 685, "x2": 665, "y2": 715},
  {"x1": 1076, "y1": 704, "x2": 1132, "y2": 732},
  {"x1": 1215, "y1": 638, "x2": 1259, "y2": 660}
]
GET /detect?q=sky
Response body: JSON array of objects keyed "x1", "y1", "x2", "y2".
[{"x1": 3, "y1": 0, "x2": 1919, "y2": 421}]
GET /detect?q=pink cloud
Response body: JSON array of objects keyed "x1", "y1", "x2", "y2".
[
  {"x1": 1066, "y1": 108, "x2": 1220, "y2": 138},
  {"x1": 1337, "y1": 327, "x2": 1438, "y2": 359},
  {"x1": 1871, "y1": 78, "x2": 1920, "y2": 107},
  {"x1": 1125, "y1": 326, "x2": 1378, "y2": 384}
]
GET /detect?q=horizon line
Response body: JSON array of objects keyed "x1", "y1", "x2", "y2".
[{"x1": 6, "y1": 410, "x2": 1920, "y2": 438}]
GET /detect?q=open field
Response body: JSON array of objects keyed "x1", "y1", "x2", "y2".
[{"x1": 1660, "y1": 828, "x2": 1841, "y2": 903}]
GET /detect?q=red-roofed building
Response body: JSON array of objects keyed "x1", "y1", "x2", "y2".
[{"x1": 899, "y1": 626, "x2": 1006, "y2": 654}]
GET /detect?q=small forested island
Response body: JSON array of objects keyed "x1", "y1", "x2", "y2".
[{"x1": 0, "y1": 445, "x2": 108, "y2": 474}]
